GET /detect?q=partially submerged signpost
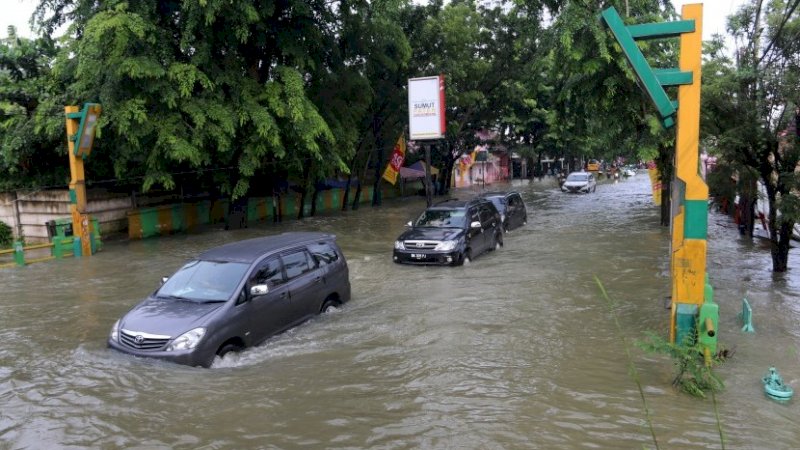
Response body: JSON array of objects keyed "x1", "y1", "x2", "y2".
[
  {"x1": 408, "y1": 75, "x2": 446, "y2": 206},
  {"x1": 65, "y1": 103, "x2": 102, "y2": 257},
  {"x1": 601, "y1": 4, "x2": 718, "y2": 364}
]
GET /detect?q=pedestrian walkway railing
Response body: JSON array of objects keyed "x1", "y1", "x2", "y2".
[{"x1": 0, "y1": 237, "x2": 83, "y2": 269}]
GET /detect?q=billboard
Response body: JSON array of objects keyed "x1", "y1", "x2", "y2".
[{"x1": 408, "y1": 75, "x2": 446, "y2": 140}]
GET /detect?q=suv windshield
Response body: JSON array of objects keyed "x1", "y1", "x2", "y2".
[
  {"x1": 567, "y1": 173, "x2": 589, "y2": 182},
  {"x1": 484, "y1": 197, "x2": 506, "y2": 213},
  {"x1": 157, "y1": 260, "x2": 250, "y2": 303},
  {"x1": 414, "y1": 209, "x2": 467, "y2": 228}
]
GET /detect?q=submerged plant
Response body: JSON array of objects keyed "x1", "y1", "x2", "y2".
[{"x1": 637, "y1": 331, "x2": 725, "y2": 398}]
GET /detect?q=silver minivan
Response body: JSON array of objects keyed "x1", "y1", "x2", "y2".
[{"x1": 108, "y1": 232, "x2": 350, "y2": 367}]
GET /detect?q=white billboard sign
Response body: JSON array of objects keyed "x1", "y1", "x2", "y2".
[{"x1": 408, "y1": 75, "x2": 446, "y2": 140}]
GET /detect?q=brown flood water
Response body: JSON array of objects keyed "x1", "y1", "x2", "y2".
[{"x1": 1, "y1": 173, "x2": 799, "y2": 449}]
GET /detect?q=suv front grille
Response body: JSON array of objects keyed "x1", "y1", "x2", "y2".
[
  {"x1": 403, "y1": 240, "x2": 439, "y2": 250},
  {"x1": 120, "y1": 329, "x2": 171, "y2": 351}
]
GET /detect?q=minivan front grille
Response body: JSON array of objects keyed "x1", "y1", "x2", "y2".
[
  {"x1": 403, "y1": 240, "x2": 439, "y2": 250},
  {"x1": 120, "y1": 329, "x2": 171, "y2": 351}
]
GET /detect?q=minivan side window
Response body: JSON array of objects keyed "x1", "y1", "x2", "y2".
[
  {"x1": 308, "y1": 243, "x2": 339, "y2": 266},
  {"x1": 251, "y1": 258, "x2": 284, "y2": 288},
  {"x1": 282, "y1": 250, "x2": 314, "y2": 281}
]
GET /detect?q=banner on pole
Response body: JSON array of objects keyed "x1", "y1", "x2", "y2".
[{"x1": 382, "y1": 135, "x2": 407, "y2": 185}]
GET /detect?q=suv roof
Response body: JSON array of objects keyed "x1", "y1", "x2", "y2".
[
  {"x1": 199, "y1": 232, "x2": 336, "y2": 263},
  {"x1": 479, "y1": 191, "x2": 519, "y2": 198},
  {"x1": 432, "y1": 197, "x2": 492, "y2": 209}
]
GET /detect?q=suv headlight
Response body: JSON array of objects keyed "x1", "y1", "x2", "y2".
[
  {"x1": 394, "y1": 240, "x2": 405, "y2": 250},
  {"x1": 435, "y1": 240, "x2": 458, "y2": 251},
  {"x1": 165, "y1": 327, "x2": 206, "y2": 352},
  {"x1": 109, "y1": 319, "x2": 120, "y2": 342}
]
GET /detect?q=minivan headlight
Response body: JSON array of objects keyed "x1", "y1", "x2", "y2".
[
  {"x1": 435, "y1": 240, "x2": 458, "y2": 251},
  {"x1": 165, "y1": 327, "x2": 206, "y2": 352},
  {"x1": 109, "y1": 319, "x2": 120, "y2": 342},
  {"x1": 394, "y1": 240, "x2": 406, "y2": 250}
]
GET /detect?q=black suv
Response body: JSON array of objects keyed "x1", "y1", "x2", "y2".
[
  {"x1": 478, "y1": 191, "x2": 528, "y2": 232},
  {"x1": 393, "y1": 198, "x2": 503, "y2": 266}
]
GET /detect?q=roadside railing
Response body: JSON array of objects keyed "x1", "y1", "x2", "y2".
[{"x1": 0, "y1": 237, "x2": 83, "y2": 269}]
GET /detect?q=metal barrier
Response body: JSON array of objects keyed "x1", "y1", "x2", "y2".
[{"x1": 0, "y1": 237, "x2": 82, "y2": 269}]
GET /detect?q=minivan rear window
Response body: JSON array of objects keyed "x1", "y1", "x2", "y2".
[{"x1": 309, "y1": 243, "x2": 339, "y2": 266}]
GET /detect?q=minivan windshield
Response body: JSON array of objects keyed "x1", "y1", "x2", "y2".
[
  {"x1": 414, "y1": 209, "x2": 467, "y2": 228},
  {"x1": 157, "y1": 260, "x2": 249, "y2": 303}
]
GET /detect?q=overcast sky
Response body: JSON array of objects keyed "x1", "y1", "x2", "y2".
[{"x1": 1, "y1": 0, "x2": 746, "y2": 43}]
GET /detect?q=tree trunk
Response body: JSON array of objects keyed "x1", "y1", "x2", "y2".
[
  {"x1": 771, "y1": 221, "x2": 794, "y2": 272},
  {"x1": 310, "y1": 188, "x2": 319, "y2": 217},
  {"x1": 442, "y1": 155, "x2": 456, "y2": 196},
  {"x1": 342, "y1": 151, "x2": 360, "y2": 211},
  {"x1": 660, "y1": 176, "x2": 671, "y2": 227},
  {"x1": 352, "y1": 148, "x2": 374, "y2": 210},
  {"x1": 372, "y1": 117, "x2": 383, "y2": 207}
]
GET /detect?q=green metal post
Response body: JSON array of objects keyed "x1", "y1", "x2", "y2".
[
  {"x1": 13, "y1": 241, "x2": 24, "y2": 266},
  {"x1": 52, "y1": 236, "x2": 64, "y2": 259},
  {"x1": 72, "y1": 237, "x2": 82, "y2": 257}
]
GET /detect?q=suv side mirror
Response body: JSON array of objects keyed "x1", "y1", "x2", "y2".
[
  {"x1": 470, "y1": 221, "x2": 482, "y2": 229},
  {"x1": 160, "y1": 276, "x2": 169, "y2": 285},
  {"x1": 250, "y1": 284, "x2": 269, "y2": 296},
  {"x1": 406, "y1": 221, "x2": 413, "y2": 227}
]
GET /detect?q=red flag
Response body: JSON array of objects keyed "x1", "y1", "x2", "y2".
[{"x1": 382, "y1": 135, "x2": 406, "y2": 185}]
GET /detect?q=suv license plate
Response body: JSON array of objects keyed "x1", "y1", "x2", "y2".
[{"x1": 411, "y1": 253, "x2": 425, "y2": 259}]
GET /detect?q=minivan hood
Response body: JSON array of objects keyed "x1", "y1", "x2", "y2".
[
  {"x1": 120, "y1": 296, "x2": 225, "y2": 337},
  {"x1": 398, "y1": 227, "x2": 465, "y2": 242}
]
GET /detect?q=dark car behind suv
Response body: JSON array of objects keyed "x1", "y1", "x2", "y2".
[
  {"x1": 393, "y1": 198, "x2": 503, "y2": 266},
  {"x1": 108, "y1": 232, "x2": 350, "y2": 368},
  {"x1": 478, "y1": 191, "x2": 528, "y2": 232}
]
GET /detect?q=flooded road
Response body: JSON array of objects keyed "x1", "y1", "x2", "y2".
[{"x1": 2, "y1": 173, "x2": 799, "y2": 449}]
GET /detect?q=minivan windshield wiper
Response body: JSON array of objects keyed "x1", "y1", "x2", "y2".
[{"x1": 158, "y1": 294, "x2": 196, "y2": 302}]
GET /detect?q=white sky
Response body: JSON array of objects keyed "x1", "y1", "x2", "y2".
[
  {"x1": 672, "y1": 0, "x2": 747, "y2": 41},
  {"x1": 0, "y1": 0, "x2": 747, "y2": 43},
  {"x1": 1, "y1": 0, "x2": 38, "y2": 38}
]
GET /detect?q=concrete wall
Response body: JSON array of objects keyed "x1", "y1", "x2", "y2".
[{"x1": 0, "y1": 189, "x2": 132, "y2": 243}]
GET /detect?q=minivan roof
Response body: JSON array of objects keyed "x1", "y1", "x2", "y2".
[{"x1": 198, "y1": 232, "x2": 335, "y2": 263}]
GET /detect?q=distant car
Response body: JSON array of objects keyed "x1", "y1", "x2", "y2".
[
  {"x1": 478, "y1": 191, "x2": 528, "y2": 232},
  {"x1": 393, "y1": 198, "x2": 502, "y2": 266},
  {"x1": 108, "y1": 232, "x2": 350, "y2": 368},
  {"x1": 586, "y1": 159, "x2": 601, "y2": 172},
  {"x1": 561, "y1": 171, "x2": 597, "y2": 193}
]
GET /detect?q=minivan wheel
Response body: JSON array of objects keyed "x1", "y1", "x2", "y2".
[
  {"x1": 463, "y1": 249, "x2": 472, "y2": 264},
  {"x1": 216, "y1": 343, "x2": 243, "y2": 359},
  {"x1": 495, "y1": 232, "x2": 503, "y2": 249},
  {"x1": 321, "y1": 298, "x2": 341, "y2": 313}
]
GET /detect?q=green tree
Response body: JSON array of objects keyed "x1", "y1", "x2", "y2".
[
  {"x1": 33, "y1": 0, "x2": 348, "y2": 214},
  {"x1": 0, "y1": 26, "x2": 70, "y2": 191},
  {"x1": 702, "y1": 0, "x2": 800, "y2": 272}
]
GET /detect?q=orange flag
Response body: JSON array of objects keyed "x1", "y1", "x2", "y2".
[{"x1": 382, "y1": 135, "x2": 406, "y2": 185}]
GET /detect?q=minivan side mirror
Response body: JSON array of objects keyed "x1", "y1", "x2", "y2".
[
  {"x1": 470, "y1": 221, "x2": 482, "y2": 229},
  {"x1": 250, "y1": 284, "x2": 269, "y2": 296},
  {"x1": 161, "y1": 276, "x2": 169, "y2": 285},
  {"x1": 406, "y1": 221, "x2": 413, "y2": 227}
]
